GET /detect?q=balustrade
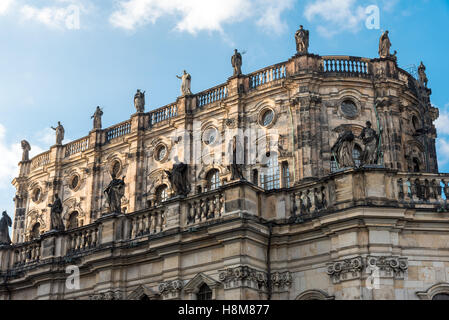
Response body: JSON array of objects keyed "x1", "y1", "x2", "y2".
[
  {"x1": 149, "y1": 103, "x2": 178, "y2": 126},
  {"x1": 291, "y1": 184, "x2": 328, "y2": 218},
  {"x1": 106, "y1": 121, "x2": 131, "y2": 141},
  {"x1": 196, "y1": 84, "x2": 228, "y2": 107},
  {"x1": 321, "y1": 56, "x2": 371, "y2": 76},
  {"x1": 65, "y1": 137, "x2": 89, "y2": 157},
  {"x1": 66, "y1": 226, "x2": 99, "y2": 254},
  {"x1": 129, "y1": 209, "x2": 165, "y2": 239},
  {"x1": 31, "y1": 151, "x2": 50, "y2": 170},
  {"x1": 186, "y1": 192, "x2": 225, "y2": 225},
  {"x1": 249, "y1": 63, "x2": 286, "y2": 89},
  {"x1": 12, "y1": 242, "x2": 41, "y2": 267},
  {"x1": 396, "y1": 175, "x2": 448, "y2": 208}
]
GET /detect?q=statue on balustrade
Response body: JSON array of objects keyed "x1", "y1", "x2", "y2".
[
  {"x1": 379, "y1": 30, "x2": 395, "y2": 59},
  {"x1": 0, "y1": 211, "x2": 12, "y2": 245},
  {"x1": 359, "y1": 121, "x2": 380, "y2": 166},
  {"x1": 228, "y1": 136, "x2": 245, "y2": 180},
  {"x1": 48, "y1": 194, "x2": 65, "y2": 231},
  {"x1": 176, "y1": 70, "x2": 192, "y2": 96},
  {"x1": 134, "y1": 89, "x2": 146, "y2": 113},
  {"x1": 331, "y1": 130, "x2": 355, "y2": 168},
  {"x1": 295, "y1": 25, "x2": 309, "y2": 55},
  {"x1": 104, "y1": 174, "x2": 126, "y2": 214},
  {"x1": 418, "y1": 62, "x2": 428, "y2": 88},
  {"x1": 51, "y1": 121, "x2": 65, "y2": 145},
  {"x1": 91, "y1": 106, "x2": 103, "y2": 130},
  {"x1": 231, "y1": 49, "x2": 243, "y2": 77},
  {"x1": 165, "y1": 160, "x2": 190, "y2": 197},
  {"x1": 21, "y1": 140, "x2": 31, "y2": 162}
]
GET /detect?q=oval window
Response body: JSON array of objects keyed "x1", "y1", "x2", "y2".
[
  {"x1": 156, "y1": 146, "x2": 167, "y2": 161},
  {"x1": 262, "y1": 110, "x2": 274, "y2": 126}
]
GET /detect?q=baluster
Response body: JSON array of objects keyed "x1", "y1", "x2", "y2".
[
  {"x1": 155, "y1": 212, "x2": 161, "y2": 233},
  {"x1": 397, "y1": 178, "x2": 404, "y2": 200}
]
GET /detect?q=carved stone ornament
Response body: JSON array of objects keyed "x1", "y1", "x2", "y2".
[
  {"x1": 271, "y1": 271, "x2": 293, "y2": 291},
  {"x1": 327, "y1": 257, "x2": 364, "y2": 284},
  {"x1": 366, "y1": 256, "x2": 408, "y2": 279},
  {"x1": 158, "y1": 279, "x2": 184, "y2": 299},
  {"x1": 218, "y1": 266, "x2": 268, "y2": 290},
  {"x1": 89, "y1": 290, "x2": 123, "y2": 300}
]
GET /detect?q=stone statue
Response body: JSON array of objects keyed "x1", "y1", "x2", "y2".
[
  {"x1": 21, "y1": 140, "x2": 31, "y2": 162},
  {"x1": 359, "y1": 121, "x2": 379, "y2": 166},
  {"x1": 231, "y1": 49, "x2": 242, "y2": 77},
  {"x1": 229, "y1": 136, "x2": 244, "y2": 180},
  {"x1": 295, "y1": 25, "x2": 309, "y2": 55},
  {"x1": 134, "y1": 89, "x2": 145, "y2": 113},
  {"x1": 0, "y1": 211, "x2": 12, "y2": 245},
  {"x1": 104, "y1": 174, "x2": 126, "y2": 214},
  {"x1": 331, "y1": 130, "x2": 355, "y2": 168},
  {"x1": 51, "y1": 121, "x2": 65, "y2": 145},
  {"x1": 48, "y1": 194, "x2": 64, "y2": 231},
  {"x1": 91, "y1": 106, "x2": 103, "y2": 130},
  {"x1": 165, "y1": 162, "x2": 189, "y2": 197},
  {"x1": 418, "y1": 62, "x2": 428, "y2": 88},
  {"x1": 379, "y1": 30, "x2": 392, "y2": 58},
  {"x1": 176, "y1": 70, "x2": 192, "y2": 96}
]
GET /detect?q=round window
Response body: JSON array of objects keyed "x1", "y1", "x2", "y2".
[
  {"x1": 341, "y1": 100, "x2": 358, "y2": 118},
  {"x1": 203, "y1": 127, "x2": 218, "y2": 145},
  {"x1": 262, "y1": 110, "x2": 274, "y2": 127},
  {"x1": 70, "y1": 175, "x2": 79, "y2": 190},
  {"x1": 156, "y1": 146, "x2": 167, "y2": 161}
]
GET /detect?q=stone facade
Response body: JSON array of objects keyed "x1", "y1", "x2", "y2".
[{"x1": 1, "y1": 29, "x2": 448, "y2": 300}]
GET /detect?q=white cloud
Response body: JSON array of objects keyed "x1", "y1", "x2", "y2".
[
  {"x1": 0, "y1": 0, "x2": 14, "y2": 15},
  {"x1": 109, "y1": 0, "x2": 293, "y2": 34},
  {"x1": 435, "y1": 106, "x2": 449, "y2": 136},
  {"x1": 36, "y1": 127, "x2": 57, "y2": 146},
  {"x1": 19, "y1": 1, "x2": 88, "y2": 30},
  {"x1": 304, "y1": 0, "x2": 367, "y2": 37},
  {"x1": 437, "y1": 138, "x2": 449, "y2": 167}
]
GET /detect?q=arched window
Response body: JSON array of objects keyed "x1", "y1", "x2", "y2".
[
  {"x1": 68, "y1": 211, "x2": 79, "y2": 230},
  {"x1": 352, "y1": 144, "x2": 362, "y2": 167},
  {"x1": 31, "y1": 223, "x2": 40, "y2": 239},
  {"x1": 412, "y1": 115, "x2": 420, "y2": 131},
  {"x1": 206, "y1": 170, "x2": 221, "y2": 192},
  {"x1": 330, "y1": 156, "x2": 338, "y2": 172},
  {"x1": 413, "y1": 158, "x2": 421, "y2": 173},
  {"x1": 433, "y1": 294, "x2": 449, "y2": 300},
  {"x1": 197, "y1": 283, "x2": 212, "y2": 300},
  {"x1": 282, "y1": 162, "x2": 290, "y2": 188},
  {"x1": 252, "y1": 169, "x2": 259, "y2": 186},
  {"x1": 261, "y1": 153, "x2": 280, "y2": 190},
  {"x1": 156, "y1": 185, "x2": 168, "y2": 204}
]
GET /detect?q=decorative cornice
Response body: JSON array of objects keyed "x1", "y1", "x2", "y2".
[
  {"x1": 89, "y1": 290, "x2": 123, "y2": 300},
  {"x1": 326, "y1": 256, "x2": 364, "y2": 284},
  {"x1": 271, "y1": 271, "x2": 293, "y2": 290},
  {"x1": 158, "y1": 279, "x2": 183, "y2": 294},
  {"x1": 218, "y1": 266, "x2": 267, "y2": 290}
]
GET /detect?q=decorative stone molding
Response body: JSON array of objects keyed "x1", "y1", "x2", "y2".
[
  {"x1": 271, "y1": 271, "x2": 293, "y2": 291},
  {"x1": 366, "y1": 256, "x2": 408, "y2": 279},
  {"x1": 296, "y1": 289, "x2": 335, "y2": 300},
  {"x1": 184, "y1": 273, "x2": 221, "y2": 300},
  {"x1": 158, "y1": 279, "x2": 183, "y2": 299},
  {"x1": 127, "y1": 285, "x2": 159, "y2": 300},
  {"x1": 89, "y1": 290, "x2": 123, "y2": 300},
  {"x1": 326, "y1": 256, "x2": 364, "y2": 284},
  {"x1": 327, "y1": 256, "x2": 409, "y2": 284},
  {"x1": 416, "y1": 283, "x2": 449, "y2": 300},
  {"x1": 218, "y1": 266, "x2": 267, "y2": 290}
]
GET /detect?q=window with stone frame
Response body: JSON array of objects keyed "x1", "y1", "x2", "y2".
[
  {"x1": 197, "y1": 283, "x2": 212, "y2": 300},
  {"x1": 206, "y1": 169, "x2": 221, "y2": 192},
  {"x1": 261, "y1": 153, "x2": 280, "y2": 190},
  {"x1": 31, "y1": 223, "x2": 40, "y2": 239},
  {"x1": 330, "y1": 156, "x2": 338, "y2": 172},
  {"x1": 156, "y1": 185, "x2": 168, "y2": 204},
  {"x1": 67, "y1": 211, "x2": 79, "y2": 230},
  {"x1": 282, "y1": 161, "x2": 290, "y2": 188},
  {"x1": 352, "y1": 144, "x2": 362, "y2": 167}
]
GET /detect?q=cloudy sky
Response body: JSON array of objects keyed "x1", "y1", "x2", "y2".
[{"x1": 0, "y1": 0, "x2": 448, "y2": 220}]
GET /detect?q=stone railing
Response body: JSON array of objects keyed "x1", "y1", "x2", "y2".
[
  {"x1": 321, "y1": 56, "x2": 371, "y2": 76},
  {"x1": 396, "y1": 173, "x2": 448, "y2": 208},
  {"x1": 149, "y1": 103, "x2": 178, "y2": 126},
  {"x1": 128, "y1": 208, "x2": 166, "y2": 239},
  {"x1": 64, "y1": 136, "x2": 90, "y2": 158},
  {"x1": 185, "y1": 190, "x2": 225, "y2": 226},
  {"x1": 31, "y1": 151, "x2": 51, "y2": 170},
  {"x1": 11, "y1": 241, "x2": 41, "y2": 268},
  {"x1": 66, "y1": 224, "x2": 100, "y2": 255},
  {"x1": 106, "y1": 120, "x2": 132, "y2": 142},
  {"x1": 196, "y1": 83, "x2": 228, "y2": 108},
  {"x1": 290, "y1": 182, "x2": 329, "y2": 220},
  {"x1": 249, "y1": 62, "x2": 287, "y2": 89}
]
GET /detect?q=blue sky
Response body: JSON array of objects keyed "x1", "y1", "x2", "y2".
[{"x1": 0, "y1": 0, "x2": 448, "y2": 219}]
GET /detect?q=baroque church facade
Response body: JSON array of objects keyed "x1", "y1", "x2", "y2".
[{"x1": 0, "y1": 27, "x2": 449, "y2": 300}]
